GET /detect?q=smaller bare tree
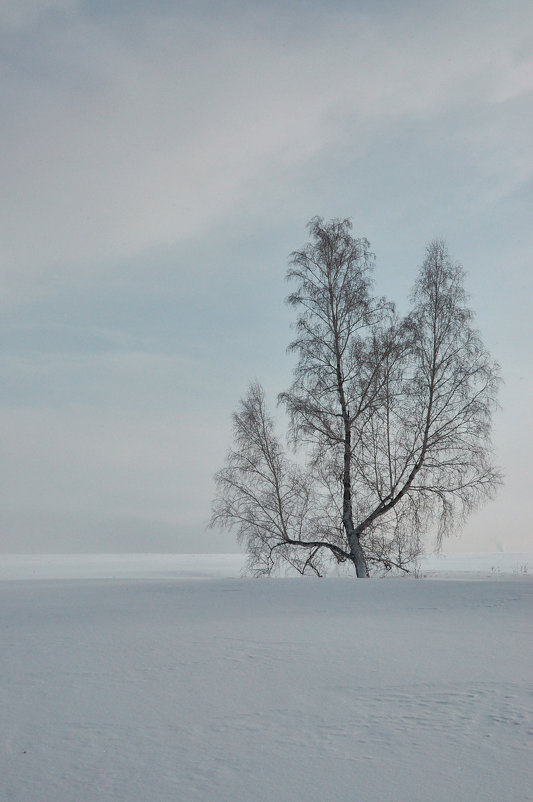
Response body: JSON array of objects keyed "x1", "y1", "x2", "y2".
[{"x1": 211, "y1": 382, "x2": 349, "y2": 576}]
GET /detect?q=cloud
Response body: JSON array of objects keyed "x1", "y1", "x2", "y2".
[
  {"x1": 0, "y1": 0, "x2": 78, "y2": 30},
  {"x1": 1, "y1": 397, "x2": 230, "y2": 526},
  {"x1": 1, "y1": 1, "x2": 531, "y2": 301},
  {"x1": 2, "y1": 1, "x2": 531, "y2": 554}
]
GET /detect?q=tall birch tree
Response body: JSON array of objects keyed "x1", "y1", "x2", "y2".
[{"x1": 211, "y1": 219, "x2": 501, "y2": 577}]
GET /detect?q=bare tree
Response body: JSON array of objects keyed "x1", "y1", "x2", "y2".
[
  {"x1": 279, "y1": 217, "x2": 396, "y2": 576},
  {"x1": 211, "y1": 382, "x2": 349, "y2": 576},
  {"x1": 211, "y1": 220, "x2": 502, "y2": 577}
]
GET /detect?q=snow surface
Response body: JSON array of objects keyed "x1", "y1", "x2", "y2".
[{"x1": 1, "y1": 554, "x2": 532, "y2": 801}]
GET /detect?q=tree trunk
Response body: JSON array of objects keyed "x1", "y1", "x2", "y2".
[
  {"x1": 351, "y1": 541, "x2": 368, "y2": 578},
  {"x1": 328, "y1": 259, "x2": 371, "y2": 578},
  {"x1": 346, "y1": 525, "x2": 368, "y2": 578},
  {"x1": 342, "y1": 417, "x2": 369, "y2": 578}
]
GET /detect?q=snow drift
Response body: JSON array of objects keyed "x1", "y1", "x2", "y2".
[{"x1": 1, "y1": 554, "x2": 531, "y2": 801}]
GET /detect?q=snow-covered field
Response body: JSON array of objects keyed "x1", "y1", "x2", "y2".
[{"x1": 1, "y1": 554, "x2": 532, "y2": 801}]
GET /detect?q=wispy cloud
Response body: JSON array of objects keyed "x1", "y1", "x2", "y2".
[
  {"x1": 1, "y1": 0, "x2": 531, "y2": 552},
  {"x1": 2, "y1": 1, "x2": 531, "y2": 299}
]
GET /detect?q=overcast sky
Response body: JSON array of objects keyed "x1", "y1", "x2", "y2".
[{"x1": 2, "y1": 0, "x2": 532, "y2": 554}]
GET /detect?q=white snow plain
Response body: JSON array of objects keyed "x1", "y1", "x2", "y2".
[{"x1": 1, "y1": 553, "x2": 532, "y2": 801}]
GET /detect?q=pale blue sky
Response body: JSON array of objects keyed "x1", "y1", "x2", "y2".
[{"x1": 1, "y1": 0, "x2": 532, "y2": 553}]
